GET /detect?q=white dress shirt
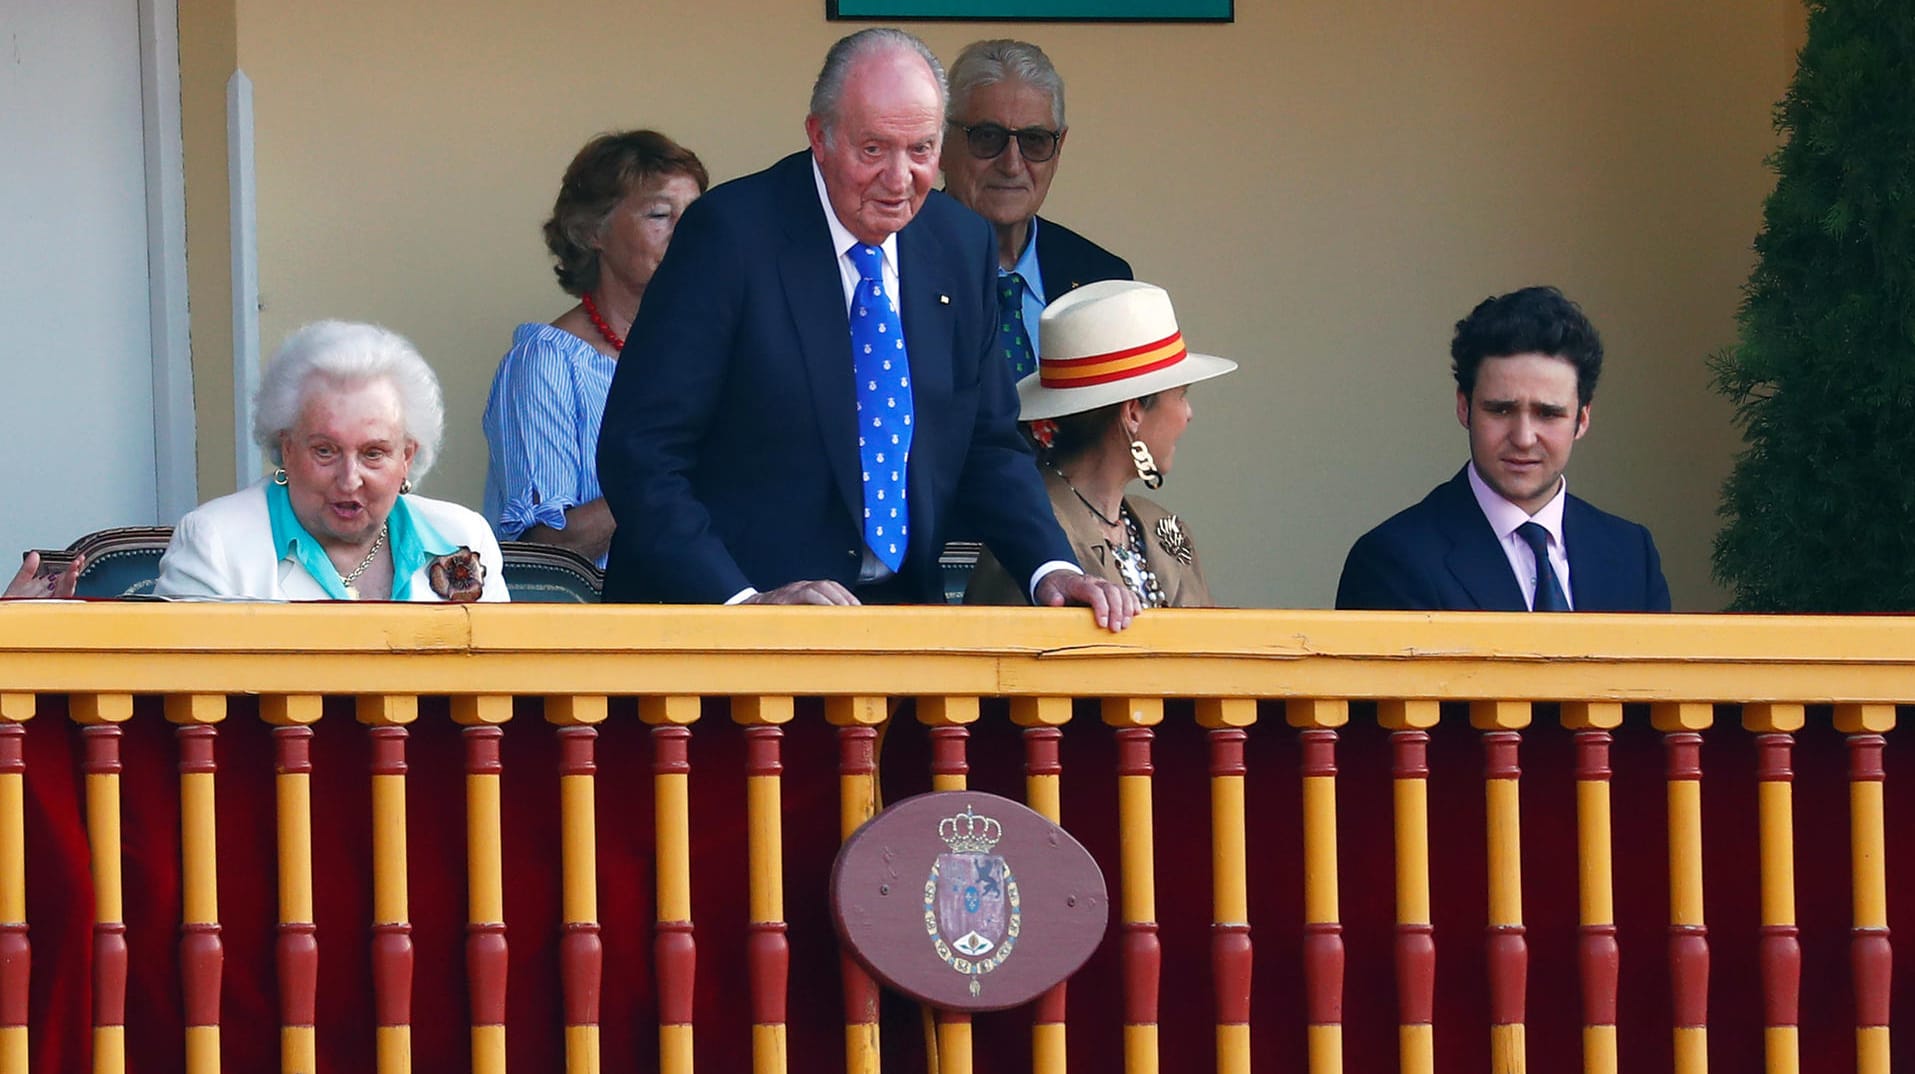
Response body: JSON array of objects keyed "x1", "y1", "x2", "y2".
[{"x1": 1467, "y1": 463, "x2": 1573, "y2": 611}]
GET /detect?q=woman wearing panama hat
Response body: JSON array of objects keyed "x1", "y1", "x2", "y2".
[{"x1": 965, "y1": 279, "x2": 1237, "y2": 608}]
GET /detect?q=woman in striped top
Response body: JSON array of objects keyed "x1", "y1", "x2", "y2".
[{"x1": 482, "y1": 130, "x2": 708, "y2": 567}]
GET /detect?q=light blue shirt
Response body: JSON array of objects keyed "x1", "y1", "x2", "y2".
[
  {"x1": 265, "y1": 480, "x2": 455, "y2": 600},
  {"x1": 481, "y1": 323, "x2": 616, "y2": 567},
  {"x1": 1003, "y1": 217, "x2": 1048, "y2": 356}
]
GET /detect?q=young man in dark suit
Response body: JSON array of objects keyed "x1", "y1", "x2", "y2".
[
  {"x1": 1336, "y1": 286, "x2": 1671, "y2": 612},
  {"x1": 595, "y1": 28, "x2": 1135, "y2": 629}
]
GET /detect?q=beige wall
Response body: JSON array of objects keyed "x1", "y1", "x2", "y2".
[
  {"x1": 180, "y1": 0, "x2": 237, "y2": 499},
  {"x1": 185, "y1": 0, "x2": 1798, "y2": 609}
]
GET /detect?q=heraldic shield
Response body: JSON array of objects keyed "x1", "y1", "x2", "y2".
[
  {"x1": 831, "y1": 790, "x2": 1107, "y2": 1012},
  {"x1": 926, "y1": 806, "x2": 1019, "y2": 993}
]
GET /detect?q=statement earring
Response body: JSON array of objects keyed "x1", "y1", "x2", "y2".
[
  {"x1": 400, "y1": 479, "x2": 413, "y2": 495},
  {"x1": 1129, "y1": 436, "x2": 1163, "y2": 490},
  {"x1": 273, "y1": 467, "x2": 289, "y2": 486}
]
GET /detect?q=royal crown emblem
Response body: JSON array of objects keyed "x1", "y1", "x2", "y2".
[
  {"x1": 939, "y1": 805, "x2": 1003, "y2": 853},
  {"x1": 925, "y1": 803, "x2": 1020, "y2": 997}
]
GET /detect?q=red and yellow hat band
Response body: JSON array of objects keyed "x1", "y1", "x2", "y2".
[{"x1": 1038, "y1": 331, "x2": 1188, "y2": 388}]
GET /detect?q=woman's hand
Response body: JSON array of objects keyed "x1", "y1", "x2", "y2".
[{"x1": 5, "y1": 551, "x2": 84, "y2": 599}]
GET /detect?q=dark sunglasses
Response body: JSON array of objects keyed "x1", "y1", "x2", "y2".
[{"x1": 950, "y1": 122, "x2": 1062, "y2": 163}]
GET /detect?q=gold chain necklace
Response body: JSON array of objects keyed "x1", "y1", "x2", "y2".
[
  {"x1": 1048, "y1": 465, "x2": 1123, "y2": 527},
  {"x1": 339, "y1": 524, "x2": 388, "y2": 599}
]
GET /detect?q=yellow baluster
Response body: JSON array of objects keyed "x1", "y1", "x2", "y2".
[
  {"x1": 74, "y1": 695, "x2": 132, "y2": 1074},
  {"x1": 1743, "y1": 704, "x2": 1803, "y2": 1074},
  {"x1": 736, "y1": 695, "x2": 792, "y2": 1074},
  {"x1": 167, "y1": 694, "x2": 227, "y2": 1074},
  {"x1": 359, "y1": 696, "x2": 417, "y2": 1074},
  {"x1": 454, "y1": 697, "x2": 512, "y2": 1074},
  {"x1": 1198, "y1": 698, "x2": 1257, "y2": 1074},
  {"x1": 1652, "y1": 702, "x2": 1712, "y2": 1074},
  {"x1": 1473, "y1": 700, "x2": 1529, "y2": 1074},
  {"x1": 555, "y1": 695, "x2": 611, "y2": 1074},
  {"x1": 263, "y1": 697, "x2": 321, "y2": 1074},
  {"x1": 1104, "y1": 698, "x2": 1163, "y2": 1074},
  {"x1": 922, "y1": 696, "x2": 977, "y2": 1073},
  {"x1": 1290, "y1": 698, "x2": 1347, "y2": 1074},
  {"x1": 827, "y1": 696, "x2": 887, "y2": 1074},
  {"x1": 1836, "y1": 704, "x2": 1894, "y2": 1074},
  {"x1": 1380, "y1": 700, "x2": 1440, "y2": 1074},
  {"x1": 1012, "y1": 697, "x2": 1073, "y2": 1074},
  {"x1": 1562, "y1": 702, "x2": 1623, "y2": 1074},
  {"x1": 0, "y1": 707, "x2": 31, "y2": 1074},
  {"x1": 642, "y1": 695, "x2": 700, "y2": 1074}
]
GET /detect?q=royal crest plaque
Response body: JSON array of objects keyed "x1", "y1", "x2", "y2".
[{"x1": 830, "y1": 790, "x2": 1107, "y2": 1011}]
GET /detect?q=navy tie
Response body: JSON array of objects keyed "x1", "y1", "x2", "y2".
[
  {"x1": 848, "y1": 244, "x2": 915, "y2": 572},
  {"x1": 1517, "y1": 521, "x2": 1569, "y2": 612},
  {"x1": 997, "y1": 271, "x2": 1035, "y2": 379}
]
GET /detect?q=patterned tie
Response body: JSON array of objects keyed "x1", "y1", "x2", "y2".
[
  {"x1": 997, "y1": 271, "x2": 1035, "y2": 379},
  {"x1": 1517, "y1": 521, "x2": 1569, "y2": 612},
  {"x1": 848, "y1": 244, "x2": 915, "y2": 572}
]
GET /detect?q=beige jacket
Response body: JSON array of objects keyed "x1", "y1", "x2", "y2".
[{"x1": 964, "y1": 468, "x2": 1213, "y2": 607}]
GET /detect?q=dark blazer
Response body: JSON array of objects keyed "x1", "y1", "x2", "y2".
[
  {"x1": 1033, "y1": 215, "x2": 1133, "y2": 299},
  {"x1": 596, "y1": 150, "x2": 1073, "y2": 603},
  {"x1": 1335, "y1": 466, "x2": 1671, "y2": 612}
]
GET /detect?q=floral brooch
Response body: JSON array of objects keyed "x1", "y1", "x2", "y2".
[
  {"x1": 1155, "y1": 516, "x2": 1193, "y2": 564},
  {"x1": 428, "y1": 547, "x2": 487, "y2": 602}
]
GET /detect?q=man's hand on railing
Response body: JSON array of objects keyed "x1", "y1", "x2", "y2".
[
  {"x1": 6, "y1": 550, "x2": 83, "y2": 599},
  {"x1": 1035, "y1": 568, "x2": 1139, "y2": 632},
  {"x1": 741, "y1": 579, "x2": 861, "y2": 605}
]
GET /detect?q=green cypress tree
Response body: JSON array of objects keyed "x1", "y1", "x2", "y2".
[{"x1": 1711, "y1": 0, "x2": 1915, "y2": 610}]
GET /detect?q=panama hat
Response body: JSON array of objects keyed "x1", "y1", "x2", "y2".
[{"x1": 1016, "y1": 279, "x2": 1238, "y2": 421}]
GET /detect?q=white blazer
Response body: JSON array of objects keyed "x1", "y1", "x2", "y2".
[{"x1": 154, "y1": 482, "x2": 510, "y2": 602}]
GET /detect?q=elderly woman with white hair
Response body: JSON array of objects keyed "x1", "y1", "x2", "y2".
[{"x1": 156, "y1": 321, "x2": 508, "y2": 601}]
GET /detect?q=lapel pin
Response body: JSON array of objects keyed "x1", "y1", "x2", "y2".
[{"x1": 938, "y1": 294, "x2": 950, "y2": 305}]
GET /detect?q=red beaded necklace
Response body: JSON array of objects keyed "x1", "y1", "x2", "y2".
[{"x1": 579, "y1": 292, "x2": 626, "y2": 352}]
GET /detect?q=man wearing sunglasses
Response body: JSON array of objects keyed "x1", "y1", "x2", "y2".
[{"x1": 942, "y1": 39, "x2": 1133, "y2": 377}]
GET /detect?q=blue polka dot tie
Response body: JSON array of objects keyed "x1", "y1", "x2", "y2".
[
  {"x1": 848, "y1": 244, "x2": 914, "y2": 572},
  {"x1": 997, "y1": 271, "x2": 1035, "y2": 379},
  {"x1": 1517, "y1": 521, "x2": 1569, "y2": 611}
]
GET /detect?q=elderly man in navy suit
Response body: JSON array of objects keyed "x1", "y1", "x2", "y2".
[
  {"x1": 940, "y1": 39, "x2": 1132, "y2": 379},
  {"x1": 1336, "y1": 286, "x2": 1671, "y2": 612},
  {"x1": 596, "y1": 28, "x2": 1136, "y2": 629}
]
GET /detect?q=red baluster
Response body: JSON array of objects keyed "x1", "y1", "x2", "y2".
[
  {"x1": 464, "y1": 726, "x2": 508, "y2": 1063},
  {"x1": 836, "y1": 724, "x2": 881, "y2": 1070},
  {"x1": 177, "y1": 725, "x2": 223, "y2": 1054},
  {"x1": 1392, "y1": 731, "x2": 1435, "y2": 1044},
  {"x1": 1482, "y1": 729, "x2": 1526, "y2": 1068},
  {"x1": 83, "y1": 726, "x2": 128, "y2": 1063},
  {"x1": 742, "y1": 726, "x2": 788, "y2": 1056},
  {"x1": 1299, "y1": 729, "x2": 1344, "y2": 1063},
  {"x1": 0, "y1": 723, "x2": 29, "y2": 1058},
  {"x1": 556, "y1": 726, "x2": 604, "y2": 1060},
  {"x1": 367, "y1": 726, "x2": 413, "y2": 1068},
  {"x1": 1210, "y1": 729, "x2": 1254, "y2": 1043},
  {"x1": 1664, "y1": 731, "x2": 1709, "y2": 1073},
  {"x1": 273, "y1": 726, "x2": 319, "y2": 1070},
  {"x1": 1848, "y1": 733, "x2": 1891, "y2": 1072}
]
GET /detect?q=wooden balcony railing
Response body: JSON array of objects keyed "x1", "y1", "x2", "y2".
[{"x1": 0, "y1": 603, "x2": 1908, "y2": 1074}]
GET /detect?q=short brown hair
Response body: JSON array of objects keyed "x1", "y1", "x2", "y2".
[{"x1": 543, "y1": 130, "x2": 709, "y2": 296}]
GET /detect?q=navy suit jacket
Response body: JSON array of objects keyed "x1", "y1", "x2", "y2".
[
  {"x1": 1033, "y1": 215, "x2": 1132, "y2": 298},
  {"x1": 1335, "y1": 466, "x2": 1672, "y2": 612},
  {"x1": 596, "y1": 150, "x2": 1073, "y2": 603}
]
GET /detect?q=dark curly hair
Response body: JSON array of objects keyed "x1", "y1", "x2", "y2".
[
  {"x1": 1451, "y1": 285, "x2": 1604, "y2": 408},
  {"x1": 543, "y1": 130, "x2": 709, "y2": 297}
]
